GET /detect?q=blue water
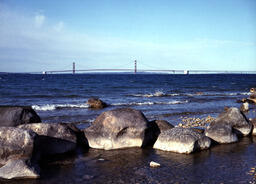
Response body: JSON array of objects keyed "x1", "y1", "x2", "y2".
[
  {"x1": 1, "y1": 73, "x2": 256, "y2": 183},
  {"x1": 0, "y1": 73, "x2": 255, "y2": 125}
]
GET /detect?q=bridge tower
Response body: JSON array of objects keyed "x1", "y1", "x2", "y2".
[
  {"x1": 73, "y1": 62, "x2": 75, "y2": 74},
  {"x1": 134, "y1": 60, "x2": 137, "y2": 74}
]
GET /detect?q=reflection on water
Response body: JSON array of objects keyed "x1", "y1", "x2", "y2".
[{"x1": 2, "y1": 137, "x2": 256, "y2": 184}]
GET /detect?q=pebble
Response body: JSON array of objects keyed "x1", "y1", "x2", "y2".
[{"x1": 150, "y1": 161, "x2": 160, "y2": 168}]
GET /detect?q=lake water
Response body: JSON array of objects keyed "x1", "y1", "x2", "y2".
[
  {"x1": 1, "y1": 73, "x2": 255, "y2": 125},
  {"x1": 0, "y1": 73, "x2": 256, "y2": 183}
]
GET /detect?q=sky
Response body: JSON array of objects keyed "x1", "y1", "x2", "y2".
[{"x1": 0, "y1": 0, "x2": 255, "y2": 72}]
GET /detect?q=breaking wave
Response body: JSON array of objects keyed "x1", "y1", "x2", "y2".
[
  {"x1": 112, "y1": 100, "x2": 188, "y2": 106},
  {"x1": 130, "y1": 91, "x2": 180, "y2": 98},
  {"x1": 32, "y1": 104, "x2": 89, "y2": 111}
]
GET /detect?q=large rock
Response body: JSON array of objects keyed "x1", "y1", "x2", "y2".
[
  {"x1": 0, "y1": 127, "x2": 36, "y2": 165},
  {"x1": 205, "y1": 124, "x2": 238, "y2": 144},
  {"x1": 18, "y1": 123, "x2": 79, "y2": 157},
  {"x1": 153, "y1": 127, "x2": 211, "y2": 154},
  {"x1": 151, "y1": 120, "x2": 174, "y2": 132},
  {"x1": 84, "y1": 108, "x2": 155, "y2": 150},
  {"x1": 0, "y1": 106, "x2": 41, "y2": 127},
  {"x1": 87, "y1": 98, "x2": 108, "y2": 109},
  {"x1": 251, "y1": 118, "x2": 256, "y2": 135},
  {"x1": 205, "y1": 107, "x2": 252, "y2": 144},
  {"x1": 0, "y1": 159, "x2": 39, "y2": 179}
]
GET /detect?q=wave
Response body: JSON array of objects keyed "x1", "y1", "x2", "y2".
[
  {"x1": 32, "y1": 100, "x2": 189, "y2": 111},
  {"x1": 130, "y1": 91, "x2": 180, "y2": 98},
  {"x1": 32, "y1": 103, "x2": 89, "y2": 111},
  {"x1": 112, "y1": 100, "x2": 188, "y2": 106},
  {"x1": 187, "y1": 92, "x2": 251, "y2": 97}
]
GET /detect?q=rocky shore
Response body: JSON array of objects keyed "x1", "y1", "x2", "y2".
[{"x1": 0, "y1": 91, "x2": 256, "y2": 181}]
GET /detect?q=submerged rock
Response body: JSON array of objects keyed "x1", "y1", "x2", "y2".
[
  {"x1": 205, "y1": 107, "x2": 252, "y2": 144},
  {"x1": 0, "y1": 127, "x2": 36, "y2": 165},
  {"x1": 0, "y1": 106, "x2": 41, "y2": 127},
  {"x1": 0, "y1": 159, "x2": 39, "y2": 179},
  {"x1": 18, "y1": 123, "x2": 79, "y2": 157},
  {"x1": 87, "y1": 98, "x2": 108, "y2": 109},
  {"x1": 84, "y1": 108, "x2": 156, "y2": 150},
  {"x1": 153, "y1": 127, "x2": 211, "y2": 154}
]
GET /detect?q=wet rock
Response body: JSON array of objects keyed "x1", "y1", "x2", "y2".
[
  {"x1": 153, "y1": 127, "x2": 211, "y2": 154},
  {"x1": 18, "y1": 123, "x2": 79, "y2": 157},
  {"x1": 0, "y1": 127, "x2": 36, "y2": 165},
  {"x1": 250, "y1": 88, "x2": 256, "y2": 93},
  {"x1": 87, "y1": 98, "x2": 108, "y2": 109},
  {"x1": 0, "y1": 106, "x2": 41, "y2": 127},
  {"x1": 251, "y1": 118, "x2": 256, "y2": 136},
  {"x1": 0, "y1": 159, "x2": 39, "y2": 179},
  {"x1": 84, "y1": 108, "x2": 156, "y2": 150},
  {"x1": 205, "y1": 107, "x2": 252, "y2": 142},
  {"x1": 240, "y1": 102, "x2": 249, "y2": 112}
]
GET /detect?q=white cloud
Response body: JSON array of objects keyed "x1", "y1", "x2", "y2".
[{"x1": 34, "y1": 14, "x2": 45, "y2": 28}]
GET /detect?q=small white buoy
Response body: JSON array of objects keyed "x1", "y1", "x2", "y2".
[{"x1": 150, "y1": 161, "x2": 160, "y2": 168}]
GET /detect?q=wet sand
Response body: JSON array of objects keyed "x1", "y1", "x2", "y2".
[{"x1": 2, "y1": 136, "x2": 256, "y2": 184}]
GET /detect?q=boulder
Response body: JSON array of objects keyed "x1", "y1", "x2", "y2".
[
  {"x1": 153, "y1": 127, "x2": 211, "y2": 154},
  {"x1": 18, "y1": 123, "x2": 79, "y2": 157},
  {"x1": 87, "y1": 98, "x2": 108, "y2": 109},
  {"x1": 0, "y1": 159, "x2": 39, "y2": 179},
  {"x1": 205, "y1": 107, "x2": 252, "y2": 140},
  {"x1": 0, "y1": 106, "x2": 41, "y2": 127},
  {"x1": 240, "y1": 102, "x2": 249, "y2": 112},
  {"x1": 151, "y1": 120, "x2": 174, "y2": 132},
  {"x1": 205, "y1": 124, "x2": 238, "y2": 144},
  {"x1": 84, "y1": 108, "x2": 155, "y2": 150},
  {"x1": 251, "y1": 118, "x2": 256, "y2": 135},
  {"x1": 250, "y1": 88, "x2": 256, "y2": 93},
  {"x1": 0, "y1": 127, "x2": 36, "y2": 165}
]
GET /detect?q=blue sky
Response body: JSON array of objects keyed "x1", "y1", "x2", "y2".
[{"x1": 0, "y1": 0, "x2": 255, "y2": 72}]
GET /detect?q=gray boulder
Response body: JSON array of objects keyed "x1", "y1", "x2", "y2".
[
  {"x1": 84, "y1": 108, "x2": 155, "y2": 150},
  {"x1": 0, "y1": 106, "x2": 41, "y2": 127},
  {"x1": 153, "y1": 127, "x2": 211, "y2": 154},
  {"x1": 151, "y1": 120, "x2": 174, "y2": 132},
  {"x1": 205, "y1": 124, "x2": 238, "y2": 144},
  {"x1": 0, "y1": 159, "x2": 39, "y2": 179},
  {"x1": 251, "y1": 118, "x2": 256, "y2": 135},
  {"x1": 18, "y1": 123, "x2": 79, "y2": 157},
  {"x1": 205, "y1": 107, "x2": 252, "y2": 144},
  {"x1": 0, "y1": 127, "x2": 36, "y2": 165}
]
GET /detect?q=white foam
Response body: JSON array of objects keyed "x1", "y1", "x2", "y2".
[
  {"x1": 32, "y1": 104, "x2": 56, "y2": 111},
  {"x1": 112, "y1": 100, "x2": 188, "y2": 106},
  {"x1": 131, "y1": 91, "x2": 180, "y2": 98},
  {"x1": 32, "y1": 103, "x2": 89, "y2": 111}
]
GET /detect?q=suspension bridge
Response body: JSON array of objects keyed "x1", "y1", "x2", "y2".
[{"x1": 38, "y1": 61, "x2": 256, "y2": 75}]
